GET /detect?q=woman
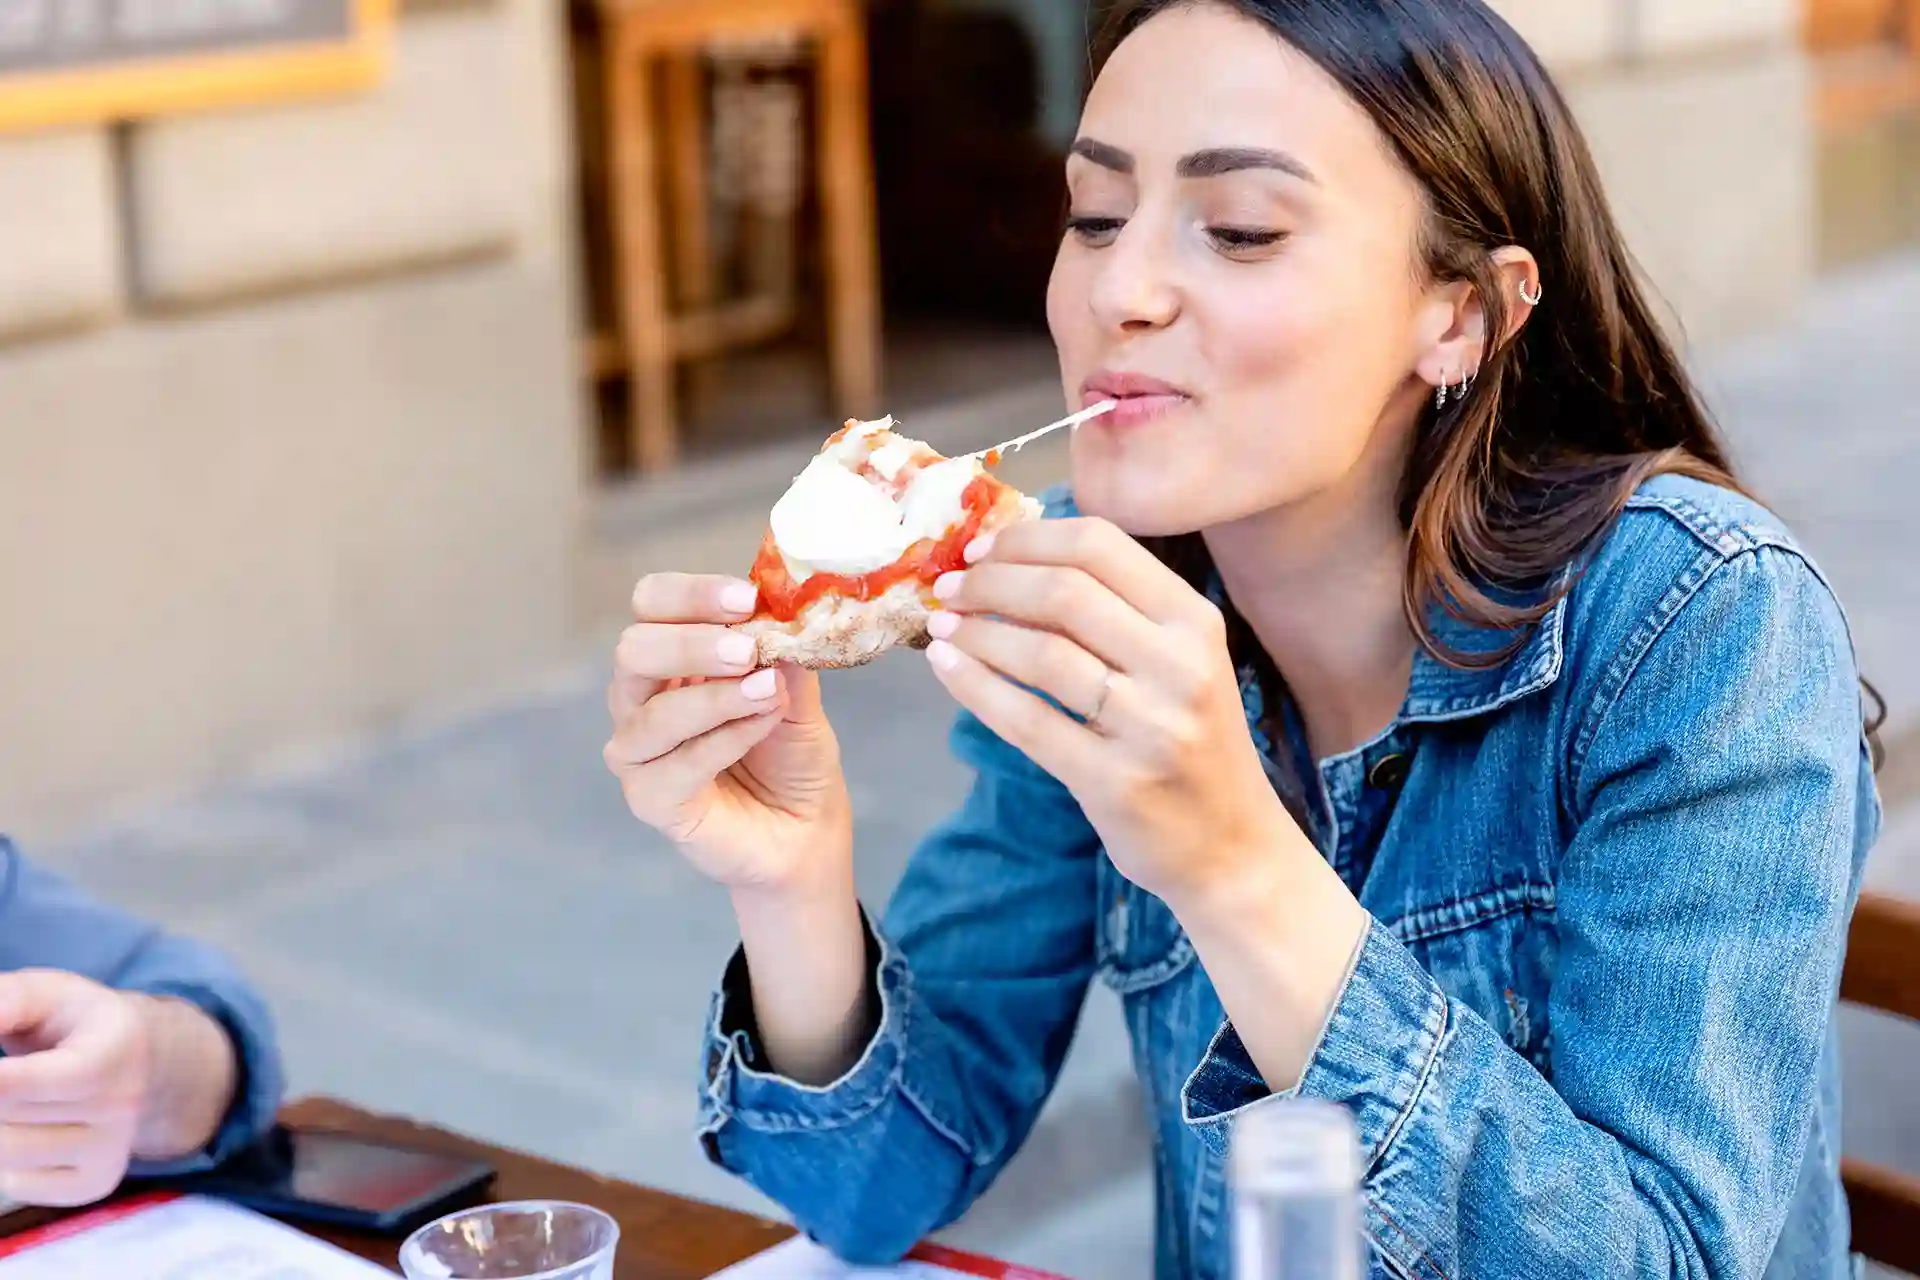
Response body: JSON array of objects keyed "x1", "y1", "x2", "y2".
[
  {"x1": 603, "y1": 2, "x2": 1881, "y2": 1276},
  {"x1": 0, "y1": 836, "x2": 283, "y2": 1207}
]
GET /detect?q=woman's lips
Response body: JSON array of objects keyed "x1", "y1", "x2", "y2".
[
  {"x1": 1093, "y1": 394, "x2": 1188, "y2": 429},
  {"x1": 1080, "y1": 373, "x2": 1193, "y2": 429},
  {"x1": 1080, "y1": 379, "x2": 1192, "y2": 430}
]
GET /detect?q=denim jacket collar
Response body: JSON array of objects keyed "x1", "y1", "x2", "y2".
[{"x1": 1400, "y1": 575, "x2": 1571, "y2": 724}]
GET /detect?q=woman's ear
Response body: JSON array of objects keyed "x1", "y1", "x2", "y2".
[
  {"x1": 1413, "y1": 279, "x2": 1483, "y2": 397},
  {"x1": 1485, "y1": 246, "x2": 1542, "y2": 348},
  {"x1": 1415, "y1": 247, "x2": 1541, "y2": 396}
]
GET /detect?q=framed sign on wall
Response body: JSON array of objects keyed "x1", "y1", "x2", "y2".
[{"x1": 0, "y1": 0, "x2": 394, "y2": 133}]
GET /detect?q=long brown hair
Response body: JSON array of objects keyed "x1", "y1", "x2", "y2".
[{"x1": 1093, "y1": 0, "x2": 1885, "y2": 764}]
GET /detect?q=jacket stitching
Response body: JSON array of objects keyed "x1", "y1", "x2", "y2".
[
  {"x1": 889, "y1": 964, "x2": 985, "y2": 1166},
  {"x1": 1097, "y1": 934, "x2": 1197, "y2": 994},
  {"x1": 1370, "y1": 1195, "x2": 1449, "y2": 1280},
  {"x1": 1384, "y1": 881, "x2": 1557, "y2": 946},
  {"x1": 1621, "y1": 491, "x2": 1800, "y2": 557},
  {"x1": 1567, "y1": 544, "x2": 1723, "y2": 799},
  {"x1": 713, "y1": 954, "x2": 913, "y2": 1135},
  {"x1": 1362, "y1": 987, "x2": 1450, "y2": 1183}
]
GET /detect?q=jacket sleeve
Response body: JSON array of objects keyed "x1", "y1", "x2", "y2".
[
  {"x1": 696, "y1": 708, "x2": 1105, "y2": 1265},
  {"x1": 1181, "y1": 545, "x2": 1874, "y2": 1278},
  {"x1": 0, "y1": 840, "x2": 287, "y2": 1174}
]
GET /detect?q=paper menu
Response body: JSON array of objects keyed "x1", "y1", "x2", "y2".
[
  {"x1": 707, "y1": 1234, "x2": 1072, "y2": 1280},
  {"x1": 0, "y1": 1193, "x2": 394, "y2": 1279}
]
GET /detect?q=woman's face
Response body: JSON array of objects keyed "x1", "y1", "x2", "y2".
[{"x1": 1049, "y1": 2, "x2": 1442, "y2": 536}]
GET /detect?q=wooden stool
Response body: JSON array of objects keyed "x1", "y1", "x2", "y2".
[{"x1": 593, "y1": 0, "x2": 882, "y2": 472}]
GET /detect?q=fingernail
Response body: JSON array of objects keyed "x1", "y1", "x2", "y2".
[
  {"x1": 717, "y1": 632, "x2": 757, "y2": 667},
  {"x1": 927, "y1": 640, "x2": 961, "y2": 673},
  {"x1": 926, "y1": 610, "x2": 960, "y2": 640},
  {"x1": 741, "y1": 668, "x2": 780, "y2": 701},
  {"x1": 964, "y1": 534, "x2": 995, "y2": 563},
  {"x1": 719, "y1": 581, "x2": 759, "y2": 614},
  {"x1": 933, "y1": 571, "x2": 965, "y2": 600}
]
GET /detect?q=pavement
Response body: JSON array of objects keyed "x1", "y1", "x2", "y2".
[{"x1": 26, "y1": 248, "x2": 1920, "y2": 1280}]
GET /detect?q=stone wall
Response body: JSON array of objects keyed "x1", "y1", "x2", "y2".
[
  {"x1": 1492, "y1": 0, "x2": 1813, "y2": 345},
  {"x1": 0, "y1": 0, "x2": 587, "y2": 832}
]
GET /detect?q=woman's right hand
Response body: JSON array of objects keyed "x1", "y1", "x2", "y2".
[{"x1": 604, "y1": 573, "x2": 852, "y2": 894}]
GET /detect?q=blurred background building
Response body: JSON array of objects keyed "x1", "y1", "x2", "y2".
[
  {"x1": 2, "y1": 0, "x2": 1917, "y2": 1275},
  {"x1": 1, "y1": 0, "x2": 1914, "y2": 825}
]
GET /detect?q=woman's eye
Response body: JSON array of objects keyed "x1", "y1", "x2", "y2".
[
  {"x1": 1065, "y1": 215, "x2": 1125, "y2": 245},
  {"x1": 1207, "y1": 226, "x2": 1287, "y2": 253}
]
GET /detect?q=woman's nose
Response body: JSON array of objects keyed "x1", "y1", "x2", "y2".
[{"x1": 1088, "y1": 224, "x2": 1181, "y2": 334}]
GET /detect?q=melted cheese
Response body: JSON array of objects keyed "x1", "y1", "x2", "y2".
[
  {"x1": 867, "y1": 436, "x2": 918, "y2": 482},
  {"x1": 769, "y1": 431, "x2": 978, "y2": 579}
]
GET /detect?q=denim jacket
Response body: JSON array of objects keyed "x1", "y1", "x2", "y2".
[
  {"x1": 0, "y1": 836, "x2": 285, "y2": 1174},
  {"x1": 696, "y1": 474, "x2": 1880, "y2": 1280}
]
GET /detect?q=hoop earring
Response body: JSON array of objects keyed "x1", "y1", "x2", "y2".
[{"x1": 1519, "y1": 279, "x2": 1544, "y2": 306}]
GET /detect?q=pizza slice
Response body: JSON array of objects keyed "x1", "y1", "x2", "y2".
[{"x1": 733, "y1": 416, "x2": 1041, "y2": 670}]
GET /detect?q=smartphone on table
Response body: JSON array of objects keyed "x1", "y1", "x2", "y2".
[{"x1": 132, "y1": 1124, "x2": 497, "y2": 1236}]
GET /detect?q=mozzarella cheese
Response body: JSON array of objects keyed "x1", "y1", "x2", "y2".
[
  {"x1": 769, "y1": 424, "x2": 979, "y2": 582},
  {"x1": 867, "y1": 436, "x2": 919, "y2": 482}
]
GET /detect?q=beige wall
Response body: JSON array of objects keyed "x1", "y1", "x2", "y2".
[
  {"x1": 1567, "y1": 50, "x2": 1812, "y2": 346},
  {"x1": 1492, "y1": 0, "x2": 1813, "y2": 347},
  {"x1": 0, "y1": 0, "x2": 1822, "y2": 827},
  {"x1": 0, "y1": 0, "x2": 586, "y2": 833},
  {"x1": 0, "y1": 129, "x2": 120, "y2": 342}
]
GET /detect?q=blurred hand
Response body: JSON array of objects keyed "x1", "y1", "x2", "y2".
[
  {"x1": 605, "y1": 574, "x2": 853, "y2": 894},
  {"x1": 0, "y1": 971, "x2": 235, "y2": 1207}
]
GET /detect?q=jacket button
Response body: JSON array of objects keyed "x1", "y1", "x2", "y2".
[{"x1": 1367, "y1": 752, "x2": 1411, "y2": 790}]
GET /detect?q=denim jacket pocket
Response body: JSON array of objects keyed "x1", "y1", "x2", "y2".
[
  {"x1": 1380, "y1": 881, "x2": 1558, "y2": 1073},
  {"x1": 1094, "y1": 856, "x2": 1195, "y2": 994}
]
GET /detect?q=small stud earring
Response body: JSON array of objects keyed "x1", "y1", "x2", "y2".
[{"x1": 1519, "y1": 279, "x2": 1543, "y2": 306}]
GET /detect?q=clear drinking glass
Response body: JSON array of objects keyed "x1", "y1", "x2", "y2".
[
  {"x1": 1230, "y1": 1098, "x2": 1365, "y2": 1280},
  {"x1": 398, "y1": 1201, "x2": 619, "y2": 1280}
]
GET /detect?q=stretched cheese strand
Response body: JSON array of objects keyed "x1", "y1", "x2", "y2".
[{"x1": 959, "y1": 399, "x2": 1118, "y2": 463}]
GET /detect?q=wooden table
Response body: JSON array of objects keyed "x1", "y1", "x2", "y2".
[
  {"x1": 290, "y1": 1097, "x2": 797, "y2": 1278},
  {"x1": 1, "y1": 1098, "x2": 1057, "y2": 1278}
]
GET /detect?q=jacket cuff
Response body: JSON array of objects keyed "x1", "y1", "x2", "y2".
[
  {"x1": 124, "y1": 978, "x2": 286, "y2": 1176},
  {"x1": 1180, "y1": 919, "x2": 1449, "y2": 1168},
  {"x1": 697, "y1": 908, "x2": 908, "y2": 1158}
]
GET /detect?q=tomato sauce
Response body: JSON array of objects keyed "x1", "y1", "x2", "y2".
[{"x1": 751, "y1": 474, "x2": 1000, "y2": 623}]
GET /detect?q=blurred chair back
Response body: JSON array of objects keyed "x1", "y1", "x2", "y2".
[
  {"x1": 574, "y1": 0, "x2": 882, "y2": 474},
  {"x1": 1840, "y1": 890, "x2": 1920, "y2": 1272}
]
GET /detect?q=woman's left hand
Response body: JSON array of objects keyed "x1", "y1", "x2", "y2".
[{"x1": 925, "y1": 516, "x2": 1299, "y2": 912}]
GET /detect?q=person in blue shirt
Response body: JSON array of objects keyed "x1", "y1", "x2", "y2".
[
  {"x1": 604, "y1": 1, "x2": 1883, "y2": 1276},
  {"x1": 0, "y1": 837, "x2": 283, "y2": 1207}
]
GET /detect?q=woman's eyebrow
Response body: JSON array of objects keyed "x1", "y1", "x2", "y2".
[
  {"x1": 1068, "y1": 137, "x2": 1134, "y2": 173},
  {"x1": 1067, "y1": 138, "x2": 1317, "y2": 185},
  {"x1": 1177, "y1": 146, "x2": 1317, "y2": 183}
]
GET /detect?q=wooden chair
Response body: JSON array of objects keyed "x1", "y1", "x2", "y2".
[
  {"x1": 1840, "y1": 889, "x2": 1920, "y2": 1273},
  {"x1": 589, "y1": 0, "x2": 882, "y2": 472},
  {"x1": 1803, "y1": 0, "x2": 1920, "y2": 52}
]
